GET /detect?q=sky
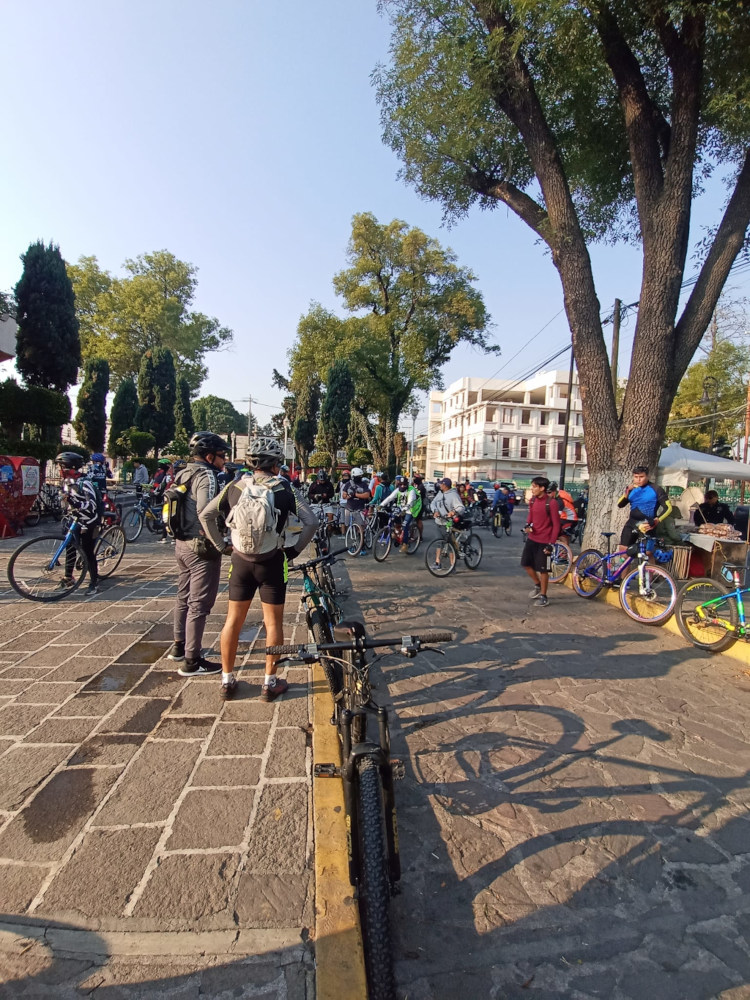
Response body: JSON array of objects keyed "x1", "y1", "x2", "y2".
[{"x1": 1, "y1": 0, "x2": 748, "y2": 441}]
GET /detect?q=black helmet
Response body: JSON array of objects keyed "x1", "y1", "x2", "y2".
[
  {"x1": 56, "y1": 451, "x2": 84, "y2": 471},
  {"x1": 246, "y1": 436, "x2": 285, "y2": 469},
  {"x1": 189, "y1": 431, "x2": 229, "y2": 458},
  {"x1": 547, "y1": 481, "x2": 559, "y2": 492}
]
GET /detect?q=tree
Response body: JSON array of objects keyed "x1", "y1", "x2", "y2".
[
  {"x1": 174, "y1": 376, "x2": 194, "y2": 439},
  {"x1": 117, "y1": 427, "x2": 155, "y2": 459},
  {"x1": 191, "y1": 395, "x2": 246, "y2": 436},
  {"x1": 14, "y1": 241, "x2": 81, "y2": 391},
  {"x1": 136, "y1": 351, "x2": 158, "y2": 442},
  {"x1": 375, "y1": 1, "x2": 750, "y2": 536},
  {"x1": 67, "y1": 251, "x2": 233, "y2": 392},
  {"x1": 393, "y1": 431, "x2": 408, "y2": 468},
  {"x1": 108, "y1": 378, "x2": 138, "y2": 456},
  {"x1": 319, "y1": 360, "x2": 355, "y2": 469},
  {"x1": 74, "y1": 358, "x2": 109, "y2": 452},
  {"x1": 290, "y1": 213, "x2": 493, "y2": 475},
  {"x1": 293, "y1": 381, "x2": 321, "y2": 475},
  {"x1": 0, "y1": 290, "x2": 15, "y2": 319},
  {"x1": 152, "y1": 348, "x2": 177, "y2": 452}
]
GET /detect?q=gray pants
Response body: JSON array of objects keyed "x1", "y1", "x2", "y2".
[{"x1": 173, "y1": 540, "x2": 222, "y2": 660}]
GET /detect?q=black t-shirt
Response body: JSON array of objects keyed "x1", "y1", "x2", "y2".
[{"x1": 308, "y1": 480, "x2": 334, "y2": 503}]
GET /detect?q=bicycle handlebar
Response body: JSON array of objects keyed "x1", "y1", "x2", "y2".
[
  {"x1": 288, "y1": 552, "x2": 337, "y2": 572},
  {"x1": 258, "y1": 631, "x2": 453, "y2": 657}
]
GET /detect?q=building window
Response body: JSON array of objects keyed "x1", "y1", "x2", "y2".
[
  {"x1": 558, "y1": 412, "x2": 566, "y2": 425},
  {"x1": 559, "y1": 385, "x2": 568, "y2": 398},
  {"x1": 472, "y1": 439, "x2": 476, "y2": 457},
  {"x1": 574, "y1": 441, "x2": 582, "y2": 461},
  {"x1": 556, "y1": 441, "x2": 564, "y2": 460},
  {"x1": 540, "y1": 411, "x2": 549, "y2": 425},
  {"x1": 502, "y1": 407, "x2": 513, "y2": 423},
  {"x1": 501, "y1": 437, "x2": 510, "y2": 458},
  {"x1": 520, "y1": 438, "x2": 528, "y2": 459},
  {"x1": 539, "y1": 440, "x2": 547, "y2": 459},
  {"x1": 521, "y1": 409, "x2": 531, "y2": 424},
  {"x1": 575, "y1": 413, "x2": 582, "y2": 426}
]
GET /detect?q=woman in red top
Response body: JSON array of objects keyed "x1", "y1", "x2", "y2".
[{"x1": 521, "y1": 477, "x2": 561, "y2": 607}]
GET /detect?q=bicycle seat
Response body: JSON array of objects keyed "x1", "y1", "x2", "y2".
[
  {"x1": 601, "y1": 531, "x2": 615, "y2": 538},
  {"x1": 722, "y1": 562, "x2": 745, "y2": 572}
]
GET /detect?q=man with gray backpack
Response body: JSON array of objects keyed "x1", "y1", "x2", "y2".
[{"x1": 200, "y1": 436, "x2": 317, "y2": 702}]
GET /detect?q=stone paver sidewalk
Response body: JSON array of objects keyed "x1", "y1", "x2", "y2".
[{"x1": 0, "y1": 534, "x2": 315, "y2": 997}]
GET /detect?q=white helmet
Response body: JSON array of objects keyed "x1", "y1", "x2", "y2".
[
  {"x1": 350, "y1": 466, "x2": 364, "y2": 478},
  {"x1": 247, "y1": 436, "x2": 285, "y2": 469}
]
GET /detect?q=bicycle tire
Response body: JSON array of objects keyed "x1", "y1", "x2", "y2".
[
  {"x1": 463, "y1": 532, "x2": 483, "y2": 569},
  {"x1": 345, "y1": 523, "x2": 364, "y2": 557},
  {"x1": 7, "y1": 534, "x2": 88, "y2": 602},
  {"x1": 342, "y1": 648, "x2": 367, "y2": 743},
  {"x1": 144, "y1": 511, "x2": 160, "y2": 534},
  {"x1": 322, "y1": 562, "x2": 337, "y2": 598},
  {"x1": 425, "y1": 537, "x2": 457, "y2": 576},
  {"x1": 364, "y1": 523, "x2": 374, "y2": 551},
  {"x1": 504, "y1": 520, "x2": 512, "y2": 536},
  {"x1": 548, "y1": 540, "x2": 572, "y2": 584},
  {"x1": 356, "y1": 756, "x2": 396, "y2": 1000},
  {"x1": 373, "y1": 530, "x2": 392, "y2": 562},
  {"x1": 121, "y1": 508, "x2": 143, "y2": 542},
  {"x1": 572, "y1": 548, "x2": 607, "y2": 597},
  {"x1": 675, "y1": 577, "x2": 738, "y2": 651},
  {"x1": 24, "y1": 499, "x2": 42, "y2": 527},
  {"x1": 94, "y1": 525, "x2": 126, "y2": 578},
  {"x1": 308, "y1": 607, "x2": 343, "y2": 704},
  {"x1": 619, "y1": 564, "x2": 676, "y2": 624},
  {"x1": 491, "y1": 512, "x2": 502, "y2": 538},
  {"x1": 406, "y1": 524, "x2": 421, "y2": 554}
]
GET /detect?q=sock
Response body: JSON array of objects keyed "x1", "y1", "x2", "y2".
[
  {"x1": 264, "y1": 673, "x2": 276, "y2": 688},
  {"x1": 222, "y1": 672, "x2": 233, "y2": 685}
]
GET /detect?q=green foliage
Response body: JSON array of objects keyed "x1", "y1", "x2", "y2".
[
  {"x1": 136, "y1": 348, "x2": 176, "y2": 453},
  {"x1": 308, "y1": 450, "x2": 333, "y2": 471},
  {"x1": 293, "y1": 382, "x2": 321, "y2": 472},
  {"x1": 108, "y1": 378, "x2": 138, "y2": 456},
  {"x1": 67, "y1": 251, "x2": 233, "y2": 393},
  {"x1": 117, "y1": 427, "x2": 155, "y2": 459},
  {"x1": 166, "y1": 435, "x2": 190, "y2": 459},
  {"x1": 349, "y1": 447, "x2": 373, "y2": 468},
  {"x1": 319, "y1": 360, "x2": 355, "y2": 467},
  {"x1": 73, "y1": 358, "x2": 109, "y2": 452},
  {"x1": 14, "y1": 241, "x2": 81, "y2": 391},
  {"x1": 136, "y1": 351, "x2": 158, "y2": 440},
  {"x1": 0, "y1": 439, "x2": 60, "y2": 463},
  {"x1": 191, "y1": 395, "x2": 247, "y2": 436},
  {"x1": 0, "y1": 380, "x2": 71, "y2": 443},
  {"x1": 175, "y1": 377, "x2": 194, "y2": 439}
]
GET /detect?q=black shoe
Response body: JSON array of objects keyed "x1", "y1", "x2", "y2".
[
  {"x1": 167, "y1": 641, "x2": 185, "y2": 662},
  {"x1": 85, "y1": 584, "x2": 100, "y2": 595},
  {"x1": 178, "y1": 656, "x2": 221, "y2": 677},
  {"x1": 220, "y1": 676, "x2": 238, "y2": 701},
  {"x1": 260, "y1": 677, "x2": 288, "y2": 702}
]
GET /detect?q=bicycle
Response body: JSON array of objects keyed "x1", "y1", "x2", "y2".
[
  {"x1": 372, "y1": 507, "x2": 421, "y2": 562},
  {"x1": 468, "y1": 502, "x2": 493, "y2": 530},
  {"x1": 344, "y1": 509, "x2": 368, "y2": 557},
  {"x1": 24, "y1": 482, "x2": 64, "y2": 526},
  {"x1": 491, "y1": 505, "x2": 512, "y2": 538},
  {"x1": 93, "y1": 524, "x2": 127, "y2": 578},
  {"x1": 674, "y1": 562, "x2": 750, "y2": 652},
  {"x1": 260, "y1": 628, "x2": 452, "y2": 1000},
  {"x1": 288, "y1": 552, "x2": 344, "y2": 705},
  {"x1": 572, "y1": 530, "x2": 677, "y2": 624},
  {"x1": 120, "y1": 488, "x2": 164, "y2": 542},
  {"x1": 425, "y1": 519, "x2": 483, "y2": 576}
]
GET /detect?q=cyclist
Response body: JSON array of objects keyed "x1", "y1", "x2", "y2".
[
  {"x1": 200, "y1": 436, "x2": 317, "y2": 702},
  {"x1": 522, "y1": 476, "x2": 561, "y2": 608},
  {"x1": 430, "y1": 478, "x2": 468, "y2": 569},
  {"x1": 88, "y1": 452, "x2": 112, "y2": 495},
  {"x1": 336, "y1": 470, "x2": 351, "y2": 533},
  {"x1": 412, "y1": 474, "x2": 427, "y2": 537},
  {"x1": 617, "y1": 465, "x2": 672, "y2": 551},
  {"x1": 308, "y1": 468, "x2": 335, "y2": 504},
  {"x1": 491, "y1": 483, "x2": 511, "y2": 533},
  {"x1": 279, "y1": 464, "x2": 291, "y2": 482},
  {"x1": 150, "y1": 459, "x2": 173, "y2": 543},
  {"x1": 547, "y1": 481, "x2": 578, "y2": 541},
  {"x1": 344, "y1": 467, "x2": 372, "y2": 554},
  {"x1": 380, "y1": 474, "x2": 422, "y2": 552},
  {"x1": 56, "y1": 451, "x2": 102, "y2": 596}
]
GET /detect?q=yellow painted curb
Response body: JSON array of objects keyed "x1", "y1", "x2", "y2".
[
  {"x1": 563, "y1": 571, "x2": 750, "y2": 669},
  {"x1": 312, "y1": 663, "x2": 368, "y2": 1000}
]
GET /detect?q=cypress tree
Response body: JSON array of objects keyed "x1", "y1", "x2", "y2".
[
  {"x1": 73, "y1": 358, "x2": 110, "y2": 452},
  {"x1": 108, "y1": 377, "x2": 138, "y2": 455},
  {"x1": 320, "y1": 361, "x2": 354, "y2": 471},
  {"x1": 175, "y1": 376, "x2": 194, "y2": 438},
  {"x1": 136, "y1": 350, "x2": 159, "y2": 443},
  {"x1": 293, "y1": 382, "x2": 321, "y2": 474},
  {"x1": 152, "y1": 348, "x2": 176, "y2": 451},
  {"x1": 14, "y1": 241, "x2": 81, "y2": 391}
]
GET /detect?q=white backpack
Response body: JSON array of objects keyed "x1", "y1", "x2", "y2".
[{"x1": 226, "y1": 475, "x2": 284, "y2": 556}]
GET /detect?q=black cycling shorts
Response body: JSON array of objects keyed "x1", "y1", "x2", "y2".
[
  {"x1": 520, "y1": 538, "x2": 552, "y2": 574},
  {"x1": 620, "y1": 519, "x2": 642, "y2": 548},
  {"x1": 228, "y1": 550, "x2": 287, "y2": 605}
]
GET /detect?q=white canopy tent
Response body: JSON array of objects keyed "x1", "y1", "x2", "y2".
[{"x1": 657, "y1": 443, "x2": 750, "y2": 488}]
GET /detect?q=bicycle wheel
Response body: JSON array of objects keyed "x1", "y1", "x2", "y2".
[
  {"x1": 356, "y1": 756, "x2": 395, "y2": 1000},
  {"x1": 492, "y1": 512, "x2": 502, "y2": 538},
  {"x1": 94, "y1": 525, "x2": 126, "y2": 578},
  {"x1": 572, "y1": 548, "x2": 607, "y2": 597},
  {"x1": 425, "y1": 538, "x2": 457, "y2": 577},
  {"x1": 7, "y1": 534, "x2": 88, "y2": 602},
  {"x1": 144, "y1": 511, "x2": 160, "y2": 534},
  {"x1": 463, "y1": 532, "x2": 483, "y2": 569},
  {"x1": 406, "y1": 523, "x2": 421, "y2": 554},
  {"x1": 373, "y1": 529, "x2": 392, "y2": 562},
  {"x1": 121, "y1": 508, "x2": 143, "y2": 542},
  {"x1": 321, "y1": 561, "x2": 337, "y2": 598},
  {"x1": 548, "y1": 540, "x2": 572, "y2": 584},
  {"x1": 345, "y1": 522, "x2": 364, "y2": 557},
  {"x1": 342, "y1": 649, "x2": 367, "y2": 743},
  {"x1": 24, "y1": 499, "x2": 41, "y2": 527},
  {"x1": 504, "y1": 519, "x2": 512, "y2": 536},
  {"x1": 675, "y1": 577, "x2": 738, "y2": 651},
  {"x1": 619, "y1": 564, "x2": 676, "y2": 624},
  {"x1": 364, "y1": 522, "x2": 374, "y2": 551},
  {"x1": 308, "y1": 607, "x2": 342, "y2": 704}
]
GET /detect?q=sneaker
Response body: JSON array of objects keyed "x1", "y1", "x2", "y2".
[
  {"x1": 399, "y1": 543, "x2": 408, "y2": 553},
  {"x1": 260, "y1": 677, "x2": 289, "y2": 702},
  {"x1": 167, "y1": 641, "x2": 185, "y2": 662},
  {"x1": 178, "y1": 656, "x2": 221, "y2": 677},
  {"x1": 535, "y1": 595, "x2": 549, "y2": 607},
  {"x1": 59, "y1": 577, "x2": 76, "y2": 590},
  {"x1": 85, "y1": 584, "x2": 100, "y2": 596},
  {"x1": 220, "y1": 675, "x2": 238, "y2": 701},
  {"x1": 158, "y1": 537, "x2": 170, "y2": 544},
  {"x1": 358, "y1": 549, "x2": 369, "y2": 557},
  {"x1": 528, "y1": 584, "x2": 542, "y2": 598}
]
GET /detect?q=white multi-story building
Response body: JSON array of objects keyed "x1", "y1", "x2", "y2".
[{"x1": 425, "y1": 370, "x2": 588, "y2": 485}]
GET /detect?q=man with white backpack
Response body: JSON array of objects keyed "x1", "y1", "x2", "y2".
[{"x1": 200, "y1": 437, "x2": 317, "y2": 702}]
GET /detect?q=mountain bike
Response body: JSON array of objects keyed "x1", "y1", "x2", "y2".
[
  {"x1": 288, "y1": 552, "x2": 344, "y2": 709},
  {"x1": 24, "y1": 483, "x2": 64, "y2": 526},
  {"x1": 572, "y1": 530, "x2": 677, "y2": 624},
  {"x1": 425, "y1": 519, "x2": 483, "y2": 576},
  {"x1": 674, "y1": 563, "x2": 750, "y2": 651},
  {"x1": 344, "y1": 509, "x2": 368, "y2": 557},
  {"x1": 120, "y1": 488, "x2": 164, "y2": 542},
  {"x1": 93, "y1": 524, "x2": 127, "y2": 578},
  {"x1": 491, "y1": 505, "x2": 512, "y2": 537},
  {"x1": 372, "y1": 507, "x2": 421, "y2": 561},
  {"x1": 260, "y1": 629, "x2": 452, "y2": 1000},
  {"x1": 7, "y1": 513, "x2": 93, "y2": 601},
  {"x1": 468, "y1": 502, "x2": 492, "y2": 530}
]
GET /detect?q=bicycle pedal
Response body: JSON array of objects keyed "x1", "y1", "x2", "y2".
[
  {"x1": 314, "y1": 763, "x2": 341, "y2": 778},
  {"x1": 390, "y1": 759, "x2": 406, "y2": 780}
]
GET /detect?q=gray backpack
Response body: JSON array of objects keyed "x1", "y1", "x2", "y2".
[{"x1": 226, "y1": 474, "x2": 284, "y2": 556}]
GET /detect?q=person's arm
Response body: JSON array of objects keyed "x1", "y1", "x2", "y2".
[
  {"x1": 723, "y1": 504, "x2": 736, "y2": 526},
  {"x1": 651, "y1": 487, "x2": 673, "y2": 526},
  {"x1": 287, "y1": 488, "x2": 318, "y2": 556},
  {"x1": 380, "y1": 487, "x2": 398, "y2": 507},
  {"x1": 617, "y1": 488, "x2": 632, "y2": 509},
  {"x1": 199, "y1": 480, "x2": 234, "y2": 552}
]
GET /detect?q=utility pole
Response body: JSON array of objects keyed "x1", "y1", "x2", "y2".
[
  {"x1": 246, "y1": 396, "x2": 254, "y2": 442},
  {"x1": 741, "y1": 378, "x2": 750, "y2": 503},
  {"x1": 559, "y1": 346, "x2": 575, "y2": 490},
  {"x1": 611, "y1": 298, "x2": 621, "y2": 398},
  {"x1": 409, "y1": 404, "x2": 420, "y2": 477}
]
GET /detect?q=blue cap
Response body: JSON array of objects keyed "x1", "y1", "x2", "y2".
[{"x1": 439, "y1": 477, "x2": 452, "y2": 487}]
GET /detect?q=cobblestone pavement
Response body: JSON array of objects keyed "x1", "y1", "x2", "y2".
[
  {"x1": 0, "y1": 529, "x2": 315, "y2": 997},
  {"x1": 341, "y1": 522, "x2": 750, "y2": 1000}
]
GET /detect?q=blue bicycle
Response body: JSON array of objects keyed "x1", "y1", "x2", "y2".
[{"x1": 572, "y1": 530, "x2": 677, "y2": 624}]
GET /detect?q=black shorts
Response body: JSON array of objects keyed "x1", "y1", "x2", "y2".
[
  {"x1": 620, "y1": 519, "x2": 641, "y2": 547},
  {"x1": 228, "y1": 550, "x2": 287, "y2": 605},
  {"x1": 521, "y1": 538, "x2": 552, "y2": 574}
]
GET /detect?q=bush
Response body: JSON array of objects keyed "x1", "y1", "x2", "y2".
[
  {"x1": 308, "y1": 450, "x2": 333, "y2": 470},
  {"x1": 0, "y1": 439, "x2": 60, "y2": 463}
]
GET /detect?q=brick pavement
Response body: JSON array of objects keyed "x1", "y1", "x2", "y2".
[{"x1": 0, "y1": 531, "x2": 315, "y2": 998}]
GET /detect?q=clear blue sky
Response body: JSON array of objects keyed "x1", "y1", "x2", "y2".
[{"x1": 1, "y1": 1, "x2": 747, "y2": 437}]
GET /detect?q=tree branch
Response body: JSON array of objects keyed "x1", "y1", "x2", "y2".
[{"x1": 468, "y1": 173, "x2": 550, "y2": 242}]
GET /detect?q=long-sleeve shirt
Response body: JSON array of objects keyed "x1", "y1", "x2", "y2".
[
  {"x1": 381, "y1": 485, "x2": 422, "y2": 516},
  {"x1": 62, "y1": 477, "x2": 100, "y2": 533},
  {"x1": 173, "y1": 461, "x2": 221, "y2": 541},
  {"x1": 617, "y1": 482, "x2": 672, "y2": 524},
  {"x1": 431, "y1": 488, "x2": 466, "y2": 519},
  {"x1": 132, "y1": 465, "x2": 149, "y2": 485},
  {"x1": 525, "y1": 494, "x2": 561, "y2": 545}
]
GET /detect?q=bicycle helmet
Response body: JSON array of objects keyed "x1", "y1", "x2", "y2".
[
  {"x1": 173, "y1": 459, "x2": 187, "y2": 471},
  {"x1": 246, "y1": 436, "x2": 285, "y2": 470},
  {"x1": 493, "y1": 482, "x2": 501, "y2": 489},
  {"x1": 280, "y1": 464, "x2": 290, "y2": 473},
  {"x1": 56, "y1": 451, "x2": 85, "y2": 471},
  {"x1": 394, "y1": 475, "x2": 406, "y2": 487},
  {"x1": 350, "y1": 467, "x2": 364, "y2": 478},
  {"x1": 547, "y1": 481, "x2": 558, "y2": 492},
  {"x1": 317, "y1": 468, "x2": 328, "y2": 479},
  {"x1": 189, "y1": 431, "x2": 229, "y2": 458},
  {"x1": 91, "y1": 452, "x2": 106, "y2": 463},
  {"x1": 158, "y1": 458, "x2": 172, "y2": 467}
]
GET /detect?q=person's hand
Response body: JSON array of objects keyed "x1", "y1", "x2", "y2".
[
  {"x1": 222, "y1": 543, "x2": 233, "y2": 556},
  {"x1": 284, "y1": 545, "x2": 298, "y2": 562}
]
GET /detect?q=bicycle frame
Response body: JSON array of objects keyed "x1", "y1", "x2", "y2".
[{"x1": 695, "y1": 568, "x2": 749, "y2": 634}]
